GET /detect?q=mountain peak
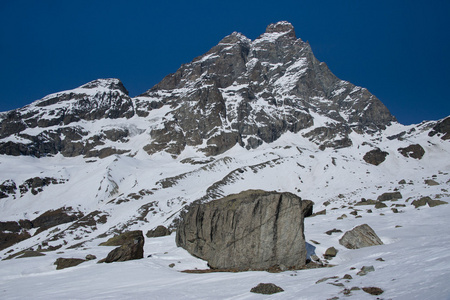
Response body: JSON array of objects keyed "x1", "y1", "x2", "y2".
[
  {"x1": 265, "y1": 21, "x2": 296, "y2": 38},
  {"x1": 80, "y1": 78, "x2": 129, "y2": 95}
]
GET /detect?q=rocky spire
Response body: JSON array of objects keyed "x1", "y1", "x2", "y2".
[{"x1": 265, "y1": 21, "x2": 296, "y2": 39}]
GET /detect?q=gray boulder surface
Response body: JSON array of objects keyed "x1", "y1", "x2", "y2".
[
  {"x1": 250, "y1": 283, "x2": 284, "y2": 294},
  {"x1": 54, "y1": 257, "x2": 86, "y2": 270},
  {"x1": 339, "y1": 224, "x2": 383, "y2": 249},
  {"x1": 176, "y1": 190, "x2": 309, "y2": 270},
  {"x1": 99, "y1": 230, "x2": 145, "y2": 263}
]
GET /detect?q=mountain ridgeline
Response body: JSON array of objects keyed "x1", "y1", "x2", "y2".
[{"x1": 0, "y1": 21, "x2": 397, "y2": 158}]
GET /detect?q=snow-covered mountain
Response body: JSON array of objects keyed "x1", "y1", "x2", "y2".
[{"x1": 0, "y1": 21, "x2": 449, "y2": 299}]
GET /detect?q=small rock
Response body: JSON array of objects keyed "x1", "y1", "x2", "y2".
[
  {"x1": 343, "y1": 274, "x2": 353, "y2": 280},
  {"x1": 325, "y1": 228, "x2": 343, "y2": 235},
  {"x1": 310, "y1": 240, "x2": 320, "y2": 245},
  {"x1": 350, "y1": 286, "x2": 361, "y2": 291},
  {"x1": 250, "y1": 283, "x2": 284, "y2": 295},
  {"x1": 425, "y1": 179, "x2": 439, "y2": 186},
  {"x1": 54, "y1": 258, "x2": 86, "y2": 270},
  {"x1": 316, "y1": 276, "x2": 339, "y2": 284},
  {"x1": 169, "y1": 263, "x2": 175, "y2": 268},
  {"x1": 310, "y1": 254, "x2": 320, "y2": 262},
  {"x1": 375, "y1": 202, "x2": 387, "y2": 209},
  {"x1": 328, "y1": 282, "x2": 344, "y2": 287},
  {"x1": 324, "y1": 247, "x2": 338, "y2": 259},
  {"x1": 85, "y1": 254, "x2": 97, "y2": 260},
  {"x1": 339, "y1": 224, "x2": 383, "y2": 249},
  {"x1": 362, "y1": 287, "x2": 384, "y2": 295},
  {"x1": 376, "y1": 257, "x2": 385, "y2": 261},
  {"x1": 391, "y1": 208, "x2": 399, "y2": 213},
  {"x1": 146, "y1": 225, "x2": 171, "y2": 238},
  {"x1": 377, "y1": 192, "x2": 402, "y2": 201},
  {"x1": 398, "y1": 179, "x2": 406, "y2": 184}
]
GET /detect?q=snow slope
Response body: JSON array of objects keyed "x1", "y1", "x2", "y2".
[{"x1": 0, "y1": 118, "x2": 449, "y2": 299}]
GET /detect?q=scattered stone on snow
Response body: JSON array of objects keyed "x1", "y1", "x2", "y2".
[
  {"x1": 176, "y1": 190, "x2": 310, "y2": 271},
  {"x1": 325, "y1": 228, "x2": 342, "y2": 235},
  {"x1": 324, "y1": 247, "x2": 338, "y2": 259},
  {"x1": 411, "y1": 196, "x2": 448, "y2": 208},
  {"x1": 316, "y1": 276, "x2": 339, "y2": 284},
  {"x1": 375, "y1": 202, "x2": 387, "y2": 209},
  {"x1": 17, "y1": 250, "x2": 46, "y2": 258},
  {"x1": 362, "y1": 286, "x2": 384, "y2": 295},
  {"x1": 169, "y1": 263, "x2": 175, "y2": 268},
  {"x1": 339, "y1": 224, "x2": 383, "y2": 249},
  {"x1": 343, "y1": 274, "x2": 353, "y2": 280},
  {"x1": 424, "y1": 179, "x2": 439, "y2": 186},
  {"x1": 85, "y1": 254, "x2": 96, "y2": 260},
  {"x1": 146, "y1": 225, "x2": 171, "y2": 238},
  {"x1": 54, "y1": 257, "x2": 86, "y2": 270},
  {"x1": 398, "y1": 179, "x2": 407, "y2": 184},
  {"x1": 99, "y1": 230, "x2": 144, "y2": 263},
  {"x1": 377, "y1": 192, "x2": 402, "y2": 201},
  {"x1": 250, "y1": 283, "x2": 284, "y2": 295}
]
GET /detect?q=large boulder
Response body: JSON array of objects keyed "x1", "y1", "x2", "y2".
[
  {"x1": 339, "y1": 224, "x2": 383, "y2": 249},
  {"x1": 176, "y1": 190, "x2": 309, "y2": 270},
  {"x1": 398, "y1": 144, "x2": 425, "y2": 159},
  {"x1": 99, "y1": 230, "x2": 144, "y2": 263}
]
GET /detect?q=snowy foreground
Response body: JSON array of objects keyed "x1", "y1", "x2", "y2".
[
  {"x1": 0, "y1": 122, "x2": 450, "y2": 299},
  {"x1": 1, "y1": 197, "x2": 450, "y2": 300}
]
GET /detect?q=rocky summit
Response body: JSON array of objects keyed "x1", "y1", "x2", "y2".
[
  {"x1": 0, "y1": 21, "x2": 449, "y2": 300},
  {"x1": 0, "y1": 21, "x2": 396, "y2": 158}
]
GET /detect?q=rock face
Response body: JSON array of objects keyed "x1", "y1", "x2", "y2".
[
  {"x1": 363, "y1": 148, "x2": 389, "y2": 165},
  {"x1": 176, "y1": 190, "x2": 309, "y2": 270},
  {"x1": 0, "y1": 22, "x2": 396, "y2": 159},
  {"x1": 429, "y1": 116, "x2": 450, "y2": 140},
  {"x1": 398, "y1": 144, "x2": 425, "y2": 159},
  {"x1": 339, "y1": 224, "x2": 383, "y2": 249},
  {"x1": 100, "y1": 230, "x2": 145, "y2": 263}
]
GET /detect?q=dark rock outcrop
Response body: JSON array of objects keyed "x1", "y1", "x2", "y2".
[
  {"x1": 411, "y1": 196, "x2": 448, "y2": 208},
  {"x1": 339, "y1": 224, "x2": 383, "y2": 249},
  {"x1": 100, "y1": 230, "x2": 144, "y2": 263},
  {"x1": 54, "y1": 257, "x2": 86, "y2": 270},
  {"x1": 176, "y1": 190, "x2": 309, "y2": 270},
  {"x1": 377, "y1": 192, "x2": 402, "y2": 202},
  {"x1": 146, "y1": 225, "x2": 171, "y2": 238},
  {"x1": 429, "y1": 116, "x2": 450, "y2": 140},
  {"x1": 398, "y1": 144, "x2": 425, "y2": 159},
  {"x1": 363, "y1": 148, "x2": 389, "y2": 165}
]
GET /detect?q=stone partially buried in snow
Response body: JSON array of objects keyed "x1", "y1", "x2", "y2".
[
  {"x1": 339, "y1": 224, "x2": 383, "y2": 249},
  {"x1": 363, "y1": 148, "x2": 389, "y2": 166},
  {"x1": 250, "y1": 283, "x2": 284, "y2": 294},
  {"x1": 176, "y1": 190, "x2": 309, "y2": 271},
  {"x1": 99, "y1": 230, "x2": 144, "y2": 263}
]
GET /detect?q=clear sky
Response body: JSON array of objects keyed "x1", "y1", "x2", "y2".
[{"x1": 1, "y1": 0, "x2": 449, "y2": 125}]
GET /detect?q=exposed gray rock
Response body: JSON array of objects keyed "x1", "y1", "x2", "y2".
[
  {"x1": 146, "y1": 225, "x2": 171, "y2": 238},
  {"x1": 412, "y1": 196, "x2": 448, "y2": 208},
  {"x1": 425, "y1": 179, "x2": 439, "y2": 186},
  {"x1": 54, "y1": 257, "x2": 86, "y2": 270},
  {"x1": 339, "y1": 224, "x2": 383, "y2": 249},
  {"x1": 377, "y1": 192, "x2": 402, "y2": 201},
  {"x1": 362, "y1": 287, "x2": 384, "y2": 295},
  {"x1": 100, "y1": 230, "x2": 145, "y2": 263},
  {"x1": 398, "y1": 144, "x2": 425, "y2": 159},
  {"x1": 363, "y1": 148, "x2": 389, "y2": 165},
  {"x1": 250, "y1": 283, "x2": 284, "y2": 295},
  {"x1": 176, "y1": 190, "x2": 309, "y2": 270},
  {"x1": 85, "y1": 254, "x2": 97, "y2": 260},
  {"x1": 324, "y1": 247, "x2": 338, "y2": 259}
]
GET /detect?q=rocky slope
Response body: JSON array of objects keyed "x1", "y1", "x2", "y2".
[{"x1": 0, "y1": 21, "x2": 396, "y2": 159}]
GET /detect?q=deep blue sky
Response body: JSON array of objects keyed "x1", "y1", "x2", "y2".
[{"x1": 1, "y1": 1, "x2": 449, "y2": 124}]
